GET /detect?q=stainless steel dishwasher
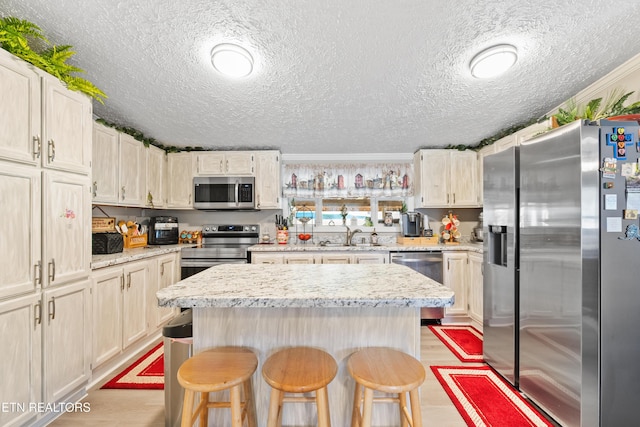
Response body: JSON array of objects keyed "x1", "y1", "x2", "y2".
[{"x1": 390, "y1": 251, "x2": 444, "y2": 323}]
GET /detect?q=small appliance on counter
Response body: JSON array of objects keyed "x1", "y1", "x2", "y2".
[
  {"x1": 149, "y1": 216, "x2": 179, "y2": 245},
  {"x1": 401, "y1": 212, "x2": 423, "y2": 237},
  {"x1": 471, "y1": 212, "x2": 484, "y2": 242}
]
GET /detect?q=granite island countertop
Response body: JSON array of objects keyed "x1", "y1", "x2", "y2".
[{"x1": 157, "y1": 263, "x2": 454, "y2": 308}]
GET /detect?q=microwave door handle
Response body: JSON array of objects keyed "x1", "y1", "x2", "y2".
[{"x1": 235, "y1": 180, "x2": 239, "y2": 206}]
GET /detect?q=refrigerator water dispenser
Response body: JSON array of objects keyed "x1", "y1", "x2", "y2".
[{"x1": 488, "y1": 225, "x2": 507, "y2": 266}]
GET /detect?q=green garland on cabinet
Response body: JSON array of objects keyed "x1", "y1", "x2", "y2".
[
  {"x1": 95, "y1": 118, "x2": 206, "y2": 153},
  {"x1": 0, "y1": 16, "x2": 106, "y2": 103}
]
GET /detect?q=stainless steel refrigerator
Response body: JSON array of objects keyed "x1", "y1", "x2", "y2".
[{"x1": 483, "y1": 119, "x2": 640, "y2": 427}]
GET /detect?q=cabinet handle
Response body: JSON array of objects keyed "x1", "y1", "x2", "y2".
[
  {"x1": 226, "y1": 160, "x2": 229, "y2": 172},
  {"x1": 121, "y1": 275, "x2": 125, "y2": 291},
  {"x1": 127, "y1": 272, "x2": 131, "y2": 289},
  {"x1": 447, "y1": 194, "x2": 450, "y2": 204},
  {"x1": 48, "y1": 259, "x2": 56, "y2": 282},
  {"x1": 48, "y1": 296, "x2": 56, "y2": 321},
  {"x1": 34, "y1": 301, "x2": 42, "y2": 326},
  {"x1": 33, "y1": 136, "x2": 41, "y2": 159},
  {"x1": 453, "y1": 193, "x2": 456, "y2": 204},
  {"x1": 121, "y1": 186, "x2": 126, "y2": 201},
  {"x1": 160, "y1": 264, "x2": 165, "y2": 275},
  {"x1": 34, "y1": 261, "x2": 42, "y2": 286},
  {"x1": 219, "y1": 160, "x2": 223, "y2": 172},
  {"x1": 48, "y1": 139, "x2": 55, "y2": 162},
  {"x1": 92, "y1": 181, "x2": 97, "y2": 198},
  {"x1": 447, "y1": 259, "x2": 450, "y2": 270}
]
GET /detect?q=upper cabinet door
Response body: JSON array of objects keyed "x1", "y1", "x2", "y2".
[
  {"x1": 194, "y1": 151, "x2": 255, "y2": 176},
  {"x1": 0, "y1": 50, "x2": 41, "y2": 165},
  {"x1": 255, "y1": 151, "x2": 280, "y2": 209},
  {"x1": 146, "y1": 144, "x2": 166, "y2": 208},
  {"x1": 42, "y1": 171, "x2": 91, "y2": 287},
  {"x1": 41, "y1": 73, "x2": 92, "y2": 175},
  {"x1": 418, "y1": 149, "x2": 450, "y2": 207},
  {"x1": 167, "y1": 152, "x2": 193, "y2": 208},
  {"x1": 0, "y1": 162, "x2": 41, "y2": 299},
  {"x1": 92, "y1": 122, "x2": 120, "y2": 204},
  {"x1": 449, "y1": 150, "x2": 478, "y2": 207},
  {"x1": 118, "y1": 133, "x2": 146, "y2": 206}
]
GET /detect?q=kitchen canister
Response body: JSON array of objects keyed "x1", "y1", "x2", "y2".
[{"x1": 276, "y1": 229, "x2": 289, "y2": 244}]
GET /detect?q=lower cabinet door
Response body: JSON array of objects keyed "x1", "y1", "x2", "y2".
[
  {"x1": 122, "y1": 261, "x2": 148, "y2": 348},
  {"x1": 0, "y1": 293, "x2": 42, "y2": 427},
  {"x1": 42, "y1": 280, "x2": 90, "y2": 403},
  {"x1": 92, "y1": 267, "x2": 124, "y2": 367}
]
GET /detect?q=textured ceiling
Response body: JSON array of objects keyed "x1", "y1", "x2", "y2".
[{"x1": 2, "y1": 1, "x2": 640, "y2": 154}]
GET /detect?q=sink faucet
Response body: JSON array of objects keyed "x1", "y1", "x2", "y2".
[{"x1": 345, "y1": 226, "x2": 363, "y2": 246}]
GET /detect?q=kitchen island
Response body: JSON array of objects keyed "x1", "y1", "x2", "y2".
[{"x1": 158, "y1": 263, "x2": 453, "y2": 426}]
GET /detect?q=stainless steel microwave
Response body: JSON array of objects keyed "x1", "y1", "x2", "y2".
[{"x1": 193, "y1": 176, "x2": 255, "y2": 210}]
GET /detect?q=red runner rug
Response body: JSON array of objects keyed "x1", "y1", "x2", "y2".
[
  {"x1": 429, "y1": 325, "x2": 483, "y2": 362},
  {"x1": 102, "y1": 342, "x2": 164, "y2": 390},
  {"x1": 431, "y1": 366, "x2": 553, "y2": 427}
]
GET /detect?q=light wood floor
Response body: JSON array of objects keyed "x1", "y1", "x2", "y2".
[{"x1": 51, "y1": 326, "x2": 478, "y2": 426}]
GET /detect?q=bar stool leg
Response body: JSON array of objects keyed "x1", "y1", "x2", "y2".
[
  {"x1": 316, "y1": 386, "x2": 331, "y2": 427},
  {"x1": 409, "y1": 388, "x2": 422, "y2": 427},
  {"x1": 229, "y1": 384, "x2": 242, "y2": 427},
  {"x1": 361, "y1": 387, "x2": 374, "y2": 427},
  {"x1": 181, "y1": 389, "x2": 195, "y2": 427},
  {"x1": 351, "y1": 383, "x2": 363, "y2": 427},
  {"x1": 244, "y1": 377, "x2": 258, "y2": 427},
  {"x1": 399, "y1": 392, "x2": 409, "y2": 427},
  {"x1": 266, "y1": 387, "x2": 283, "y2": 427},
  {"x1": 199, "y1": 392, "x2": 209, "y2": 427}
]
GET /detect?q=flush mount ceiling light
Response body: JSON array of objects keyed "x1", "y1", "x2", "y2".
[
  {"x1": 469, "y1": 44, "x2": 518, "y2": 79},
  {"x1": 211, "y1": 43, "x2": 254, "y2": 78}
]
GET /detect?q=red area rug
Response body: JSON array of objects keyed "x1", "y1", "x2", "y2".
[
  {"x1": 431, "y1": 366, "x2": 553, "y2": 427},
  {"x1": 429, "y1": 325, "x2": 483, "y2": 362},
  {"x1": 102, "y1": 342, "x2": 164, "y2": 390}
]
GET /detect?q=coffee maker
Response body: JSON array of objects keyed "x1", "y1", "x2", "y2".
[{"x1": 401, "y1": 212, "x2": 423, "y2": 237}]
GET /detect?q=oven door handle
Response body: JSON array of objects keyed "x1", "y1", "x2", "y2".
[{"x1": 235, "y1": 180, "x2": 239, "y2": 207}]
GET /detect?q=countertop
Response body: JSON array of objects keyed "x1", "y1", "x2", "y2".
[
  {"x1": 91, "y1": 244, "x2": 189, "y2": 269},
  {"x1": 156, "y1": 263, "x2": 455, "y2": 308},
  {"x1": 249, "y1": 242, "x2": 484, "y2": 253}
]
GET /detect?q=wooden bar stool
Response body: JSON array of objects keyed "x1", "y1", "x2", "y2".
[
  {"x1": 262, "y1": 347, "x2": 338, "y2": 427},
  {"x1": 177, "y1": 346, "x2": 258, "y2": 427},
  {"x1": 347, "y1": 347, "x2": 425, "y2": 427}
]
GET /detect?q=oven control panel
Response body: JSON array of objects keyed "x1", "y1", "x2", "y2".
[{"x1": 202, "y1": 224, "x2": 259, "y2": 235}]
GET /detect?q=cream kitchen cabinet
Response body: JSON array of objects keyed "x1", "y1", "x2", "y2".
[
  {"x1": 0, "y1": 49, "x2": 92, "y2": 174},
  {"x1": 92, "y1": 122, "x2": 119, "y2": 203},
  {"x1": 255, "y1": 150, "x2": 281, "y2": 209},
  {"x1": 152, "y1": 253, "x2": 179, "y2": 328},
  {"x1": 443, "y1": 251, "x2": 468, "y2": 317},
  {"x1": 146, "y1": 144, "x2": 166, "y2": 208},
  {"x1": 467, "y1": 252, "x2": 483, "y2": 326},
  {"x1": 42, "y1": 279, "x2": 90, "y2": 404},
  {"x1": 91, "y1": 260, "x2": 149, "y2": 368},
  {"x1": 193, "y1": 151, "x2": 255, "y2": 176},
  {"x1": 251, "y1": 251, "x2": 388, "y2": 265},
  {"x1": 0, "y1": 48, "x2": 41, "y2": 165},
  {"x1": 283, "y1": 253, "x2": 316, "y2": 264},
  {"x1": 167, "y1": 152, "x2": 194, "y2": 208},
  {"x1": 0, "y1": 293, "x2": 42, "y2": 427},
  {"x1": 118, "y1": 133, "x2": 147, "y2": 206},
  {"x1": 477, "y1": 143, "x2": 496, "y2": 206},
  {"x1": 43, "y1": 171, "x2": 92, "y2": 287},
  {"x1": 414, "y1": 149, "x2": 479, "y2": 208},
  {"x1": 0, "y1": 162, "x2": 41, "y2": 300},
  {"x1": 251, "y1": 253, "x2": 285, "y2": 264}
]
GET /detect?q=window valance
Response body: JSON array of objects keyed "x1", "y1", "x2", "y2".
[{"x1": 282, "y1": 162, "x2": 413, "y2": 198}]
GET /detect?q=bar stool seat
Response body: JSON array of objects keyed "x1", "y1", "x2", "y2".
[
  {"x1": 177, "y1": 346, "x2": 258, "y2": 427},
  {"x1": 347, "y1": 347, "x2": 425, "y2": 427},
  {"x1": 262, "y1": 347, "x2": 338, "y2": 427}
]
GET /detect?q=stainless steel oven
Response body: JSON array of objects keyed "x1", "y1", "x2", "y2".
[
  {"x1": 180, "y1": 224, "x2": 259, "y2": 279},
  {"x1": 390, "y1": 251, "x2": 444, "y2": 323}
]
